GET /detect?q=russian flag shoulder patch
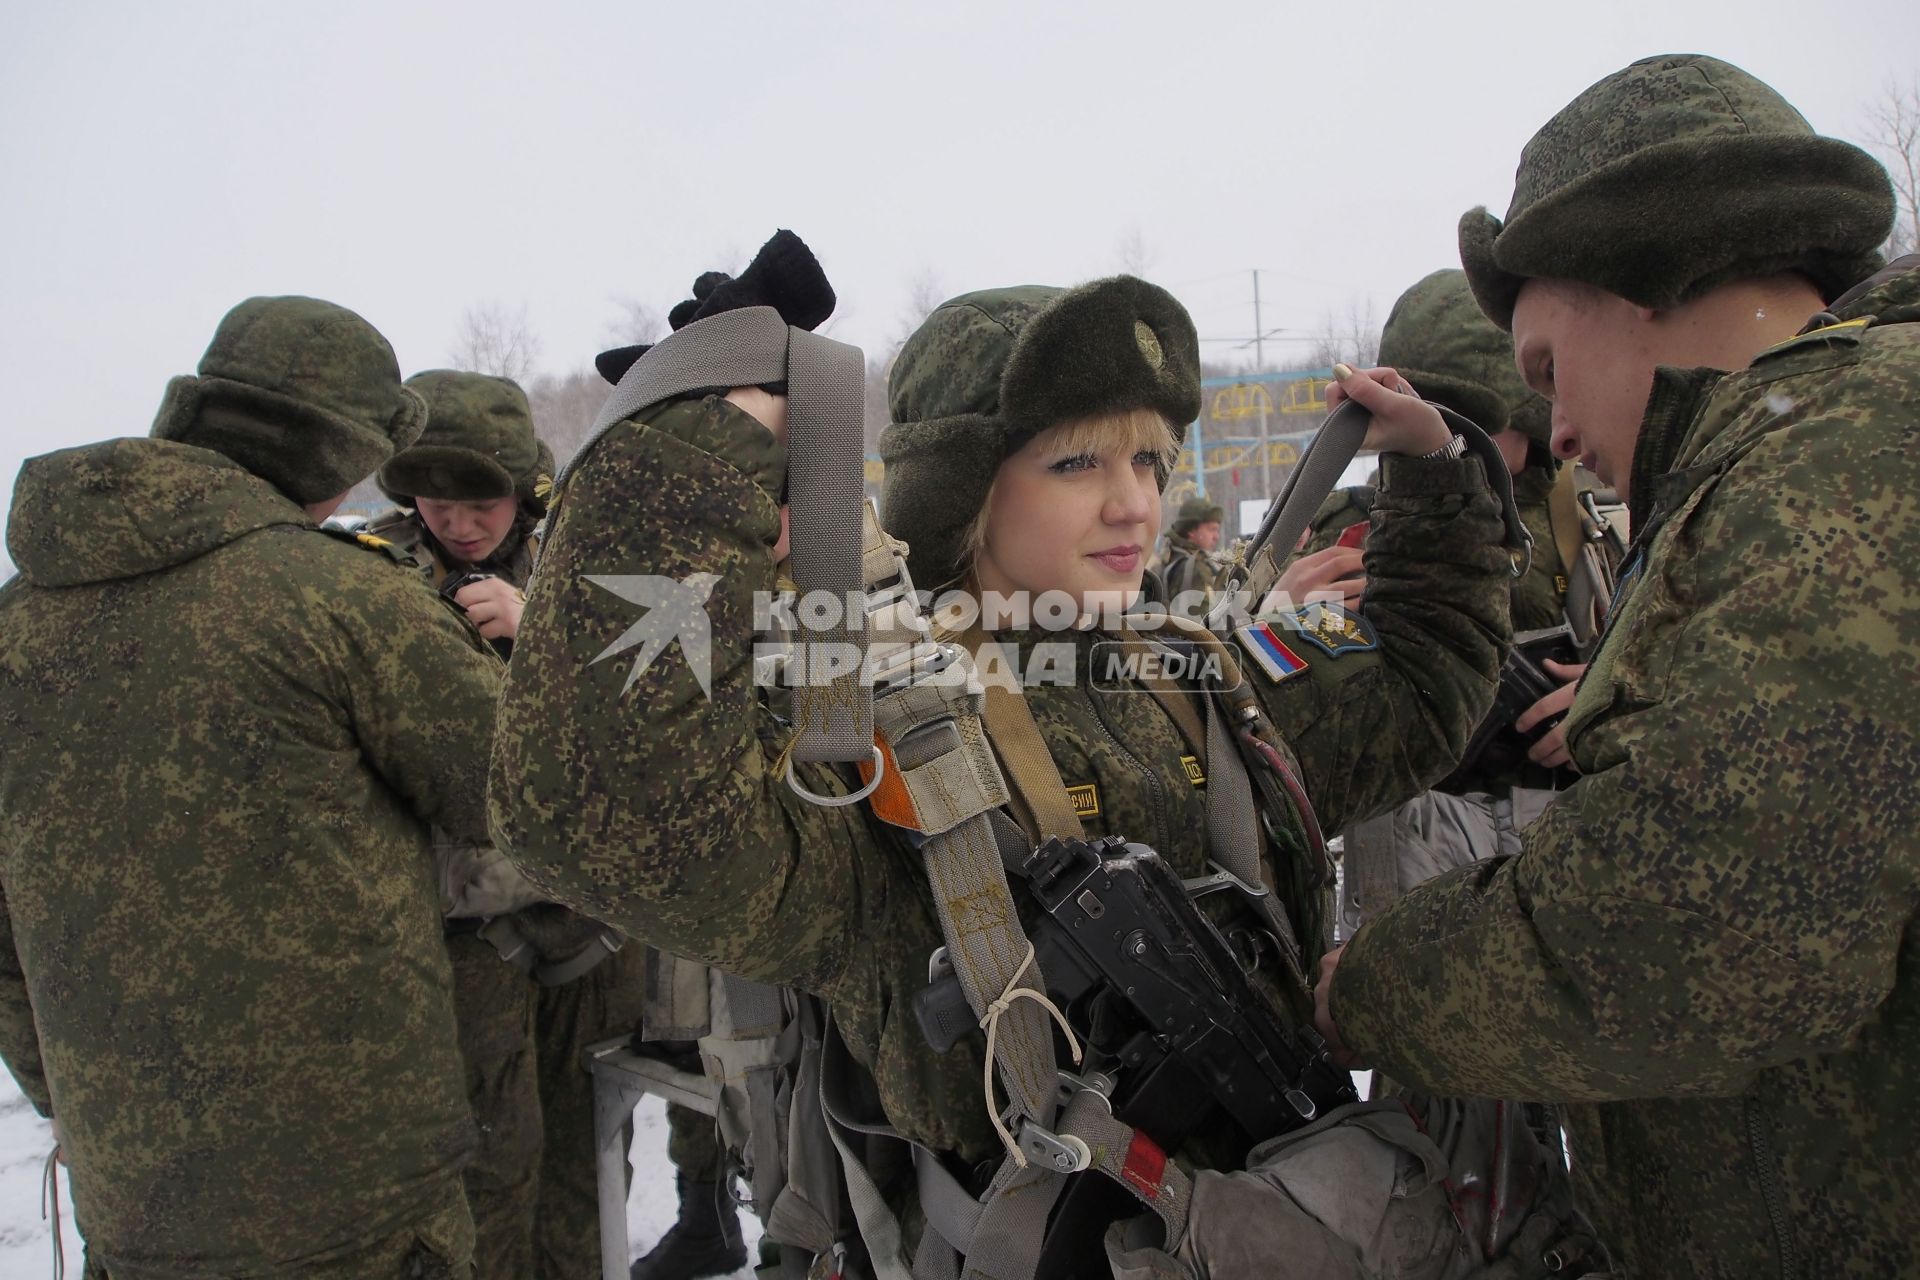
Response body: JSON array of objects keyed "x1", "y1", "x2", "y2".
[{"x1": 1234, "y1": 621, "x2": 1309, "y2": 684}]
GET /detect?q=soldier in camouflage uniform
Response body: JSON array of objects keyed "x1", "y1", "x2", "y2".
[
  {"x1": 488, "y1": 260, "x2": 1548, "y2": 1276},
  {"x1": 0, "y1": 297, "x2": 499, "y2": 1277},
  {"x1": 369, "y1": 370, "x2": 678, "y2": 1280},
  {"x1": 1285, "y1": 270, "x2": 1623, "y2": 934},
  {"x1": 1159, "y1": 497, "x2": 1228, "y2": 605},
  {"x1": 1316, "y1": 54, "x2": 1920, "y2": 1279}
]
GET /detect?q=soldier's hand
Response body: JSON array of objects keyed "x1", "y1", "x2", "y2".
[
  {"x1": 1515, "y1": 659, "x2": 1587, "y2": 769},
  {"x1": 724, "y1": 387, "x2": 790, "y2": 445},
  {"x1": 1329, "y1": 363, "x2": 1453, "y2": 457},
  {"x1": 1270, "y1": 545, "x2": 1366, "y2": 609},
  {"x1": 454, "y1": 577, "x2": 525, "y2": 642},
  {"x1": 1313, "y1": 943, "x2": 1366, "y2": 1069}
]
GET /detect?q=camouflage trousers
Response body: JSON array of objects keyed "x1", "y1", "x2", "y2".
[
  {"x1": 448, "y1": 932, "x2": 726, "y2": 1280},
  {"x1": 82, "y1": 1179, "x2": 475, "y2": 1279}
]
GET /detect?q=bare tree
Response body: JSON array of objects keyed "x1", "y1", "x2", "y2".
[
  {"x1": 1115, "y1": 227, "x2": 1156, "y2": 276},
  {"x1": 1304, "y1": 298, "x2": 1380, "y2": 370},
  {"x1": 450, "y1": 301, "x2": 543, "y2": 384},
  {"x1": 1865, "y1": 79, "x2": 1920, "y2": 260},
  {"x1": 525, "y1": 369, "x2": 614, "y2": 469},
  {"x1": 604, "y1": 296, "x2": 667, "y2": 349},
  {"x1": 891, "y1": 267, "x2": 947, "y2": 351}
]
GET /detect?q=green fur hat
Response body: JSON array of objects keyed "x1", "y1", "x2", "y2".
[
  {"x1": 1378, "y1": 269, "x2": 1551, "y2": 448},
  {"x1": 379, "y1": 370, "x2": 555, "y2": 516},
  {"x1": 150, "y1": 296, "x2": 426, "y2": 505},
  {"x1": 1460, "y1": 54, "x2": 1894, "y2": 330},
  {"x1": 1173, "y1": 497, "x2": 1226, "y2": 535},
  {"x1": 879, "y1": 276, "x2": 1201, "y2": 588}
]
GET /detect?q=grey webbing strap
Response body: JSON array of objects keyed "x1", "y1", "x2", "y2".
[
  {"x1": 1220, "y1": 399, "x2": 1534, "y2": 624},
  {"x1": 1237, "y1": 401, "x2": 1372, "y2": 582},
  {"x1": 818, "y1": 1017, "x2": 914, "y2": 1280},
  {"x1": 786, "y1": 327, "x2": 873, "y2": 761},
  {"x1": 583, "y1": 307, "x2": 791, "y2": 444}
]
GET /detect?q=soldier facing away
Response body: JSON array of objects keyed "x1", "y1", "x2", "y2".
[
  {"x1": 0, "y1": 297, "x2": 502, "y2": 1277},
  {"x1": 369, "y1": 369, "x2": 667, "y2": 1279},
  {"x1": 1315, "y1": 53, "x2": 1920, "y2": 1279},
  {"x1": 1287, "y1": 269, "x2": 1623, "y2": 934}
]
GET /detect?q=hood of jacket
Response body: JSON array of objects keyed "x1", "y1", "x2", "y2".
[{"x1": 6, "y1": 437, "x2": 311, "y2": 588}]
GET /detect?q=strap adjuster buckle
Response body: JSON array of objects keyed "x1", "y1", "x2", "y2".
[{"x1": 1015, "y1": 1118, "x2": 1091, "y2": 1173}]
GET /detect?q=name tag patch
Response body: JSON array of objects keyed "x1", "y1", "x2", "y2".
[{"x1": 1067, "y1": 783, "x2": 1101, "y2": 818}]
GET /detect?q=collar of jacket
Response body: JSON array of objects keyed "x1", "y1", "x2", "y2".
[{"x1": 1627, "y1": 365, "x2": 1727, "y2": 538}]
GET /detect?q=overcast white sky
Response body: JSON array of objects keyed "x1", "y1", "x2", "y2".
[{"x1": 4, "y1": 0, "x2": 1917, "y2": 574}]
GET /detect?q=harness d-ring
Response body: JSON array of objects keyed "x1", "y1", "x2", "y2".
[{"x1": 786, "y1": 744, "x2": 885, "y2": 808}]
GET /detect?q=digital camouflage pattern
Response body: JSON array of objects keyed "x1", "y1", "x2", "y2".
[
  {"x1": 380, "y1": 370, "x2": 556, "y2": 517},
  {"x1": 1376, "y1": 270, "x2": 1549, "y2": 446},
  {"x1": 489, "y1": 394, "x2": 1507, "y2": 1188},
  {"x1": 371, "y1": 504, "x2": 655, "y2": 1280},
  {"x1": 1332, "y1": 264, "x2": 1920, "y2": 1278},
  {"x1": 1459, "y1": 54, "x2": 1894, "y2": 329},
  {"x1": 1293, "y1": 464, "x2": 1577, "y2": 634},
  {"x1": 148, "y1": 295, "x2": 428, "y2": 506},
  {"x1": 0, "y1": 438, "x2": 501, "y2": 1277}
]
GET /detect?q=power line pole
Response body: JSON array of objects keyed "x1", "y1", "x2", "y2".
[{"x1": 1253, "y1": 269, "x2": 1271, "y2": 503}]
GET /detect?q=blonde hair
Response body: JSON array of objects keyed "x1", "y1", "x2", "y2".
[{"x1": 957, "y1": 406, "x2": 1179, "y2": 579}]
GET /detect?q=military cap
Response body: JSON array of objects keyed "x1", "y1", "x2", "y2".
[
  {"x1": 1173, "y1": 497, "x2": 1227, "y2": 534},
  {"x1": 879, "y1": 276, "x2": 1201, "y2": 588},
  {"x1": 1378, "y1": 269, "x2": 1550, "y2": 447},
  {"x1": 150, "y1": 296, "x2": 426, "y2": 504},
  {"x1": 379, "y1": 370, "x2": 555, "y2": 516},
  {"x1": 1460, "y1": 54, "x2": 1894, "y2": 329}
]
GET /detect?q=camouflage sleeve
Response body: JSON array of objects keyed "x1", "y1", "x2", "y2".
[
  {"x1": 326, "y1": 551, "x2": 504, "y2": 845},
  {"x1": 1243, "y1": 455, "x2": 1508, "y2": 833},
  {"x1": 1331, "y1": 392, "x2": 1920, "y2": 1100},
  {"x1": 1281, "y1": 486, "x2": 1375, "y2": 566},
  {"x1": 0, "y1": 880, "x2": 51, "y2": 1115},
  {"x1": 487, "y1": 398, "x2": 911, "y2": 1000}
]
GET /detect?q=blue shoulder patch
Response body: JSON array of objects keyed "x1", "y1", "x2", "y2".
[{"x1": 1279, "y1": 601, "x2": 1378, "y2": 657}]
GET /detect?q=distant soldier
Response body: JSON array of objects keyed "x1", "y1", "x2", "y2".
[
  {"x1": 1317, "y1": 54, "x2": 1920, "y2": 1278},
  {"x1": 0, "y1": 297, "x2": 499, "y2": 1277},
  {"x1": 369, "y1": 370, "x2": 662, "y2": 1280},
  {"x1": 1160, "y1": 496, "x2": 1228, "y2": 605}
]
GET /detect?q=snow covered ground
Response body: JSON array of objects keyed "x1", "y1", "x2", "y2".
[{"x1": 0, "y1": 1076, "x2": 758, "y2": 1280}]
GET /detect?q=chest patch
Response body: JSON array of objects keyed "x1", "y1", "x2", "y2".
[
  {"x1": 1286, "y1": 601, "x2": 1378, "y2": 657},
  {"x1": 1066, "y1": 783, "x2": 1101, "y2": 819},
  {"x1": 1180, "y1": 755, "x2": 1207, "y2": 787}
]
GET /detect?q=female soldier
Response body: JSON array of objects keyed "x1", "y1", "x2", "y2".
[
  {"x1": 491, "y1": 256, "x2": 1548, "y2": 1278},
  {"x1": 372, "y1": 370, "x2": 655, "y2": 1280}
]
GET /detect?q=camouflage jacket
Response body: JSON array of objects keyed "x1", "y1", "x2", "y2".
[
  {"x1": 1290, "y1": 464, "x2": 1590, "y2": 634},
  {"x1": 1159, "y1": 529, "x2": 1229, "y2": 603},
  {"x1": 0, "y1": 440, "x2": 501, "y2": 1276},
  {"x1": 364, "y1": 508, "x2": 548, "y2": 923},
  {"x1": 364, "y1": 505, "x2": 537, "y2": 591},
  {"x1": 491, "y1": 393, "x2": 1507, "y2": 1176},
  {"x1": 1330, "y1": 266, "x2": 1920, "y2": 1279}
]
